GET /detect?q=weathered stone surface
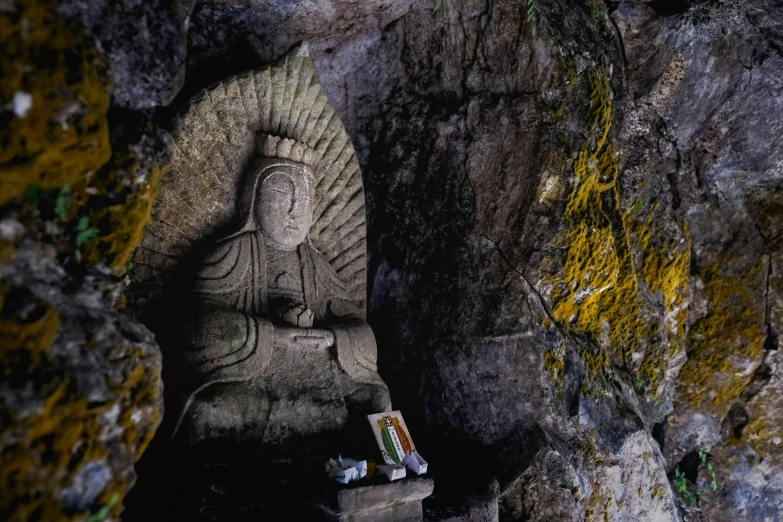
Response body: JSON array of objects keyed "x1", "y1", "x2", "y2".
[
  {"x1": 337, "y1": 477, "x2": 433, "y2": 522},
  {"x1": 3, "y1": 0, "x2": 778, "y2": 519},
  {"x1": 164, "y1": 0, "x2": 418, "y2": 116},
  {"x1": 57, "y1": 0, "x2": 194, "y2": 109},
  {"x1": 0, "y1": 237, "x2": 162, "y2": 522},
  {"x1": 0, "y1": 1, "x2": 171, "y2": 520},
  {"x1": 425, "y1": 476, "x2": 500, "y2": 522},
  {"x1": 0, "y1": 0, "x2": 111, "y2": 206},
  {"x1": 691, "y1": 351, "x2": 783, "y2": 522},
  {"x1": 158, "y1": 0, "x2": 687, "y2": 519},
  {"x1": 609, "y1": 3, "x2": 783, "y2": 519}
]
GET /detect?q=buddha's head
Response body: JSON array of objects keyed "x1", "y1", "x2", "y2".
[{"x1": 254, "y1": 162, "x2": 314, "y2": 251}]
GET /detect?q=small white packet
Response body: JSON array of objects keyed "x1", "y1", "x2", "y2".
[
  {"x1": 342, "y1": 458, "x2": 368, "y2": 479},
  {"x1": 377, "y1": 464, "x2": 406, "y2": 481},
  {"x1": 402, "y1": 451, "x2": 428, "y2": 475},
  {"x1": 326, "y1": 455, "x2": 363, "y2": 484},
  {"x1": 329, "y1": 466, "x2": 358, "y2": 484}
]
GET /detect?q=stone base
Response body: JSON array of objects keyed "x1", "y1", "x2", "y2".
[
  {"x1": 335, "y1": 477, "x2": 434, "y2": 522},
  {"x1": 124, "y1": 457, "x2": 433, "y2": 522}
]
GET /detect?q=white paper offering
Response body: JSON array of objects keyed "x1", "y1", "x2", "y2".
[
  {"x1": 326, "y1": 455, "x2": 367, "y2": 484},
  {"x1": 377, "y1": 464, "x2": 407, "y2": 481},
  {"x1": 402, "y1": 451, "x2": 428, "y2": 475}
]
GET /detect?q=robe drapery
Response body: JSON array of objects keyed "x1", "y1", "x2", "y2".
[{"x1": 173, "y1": 231, "x2": 390, "y2": 449}]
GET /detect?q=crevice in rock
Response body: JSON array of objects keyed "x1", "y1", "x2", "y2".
[
  {"x1": 740, "y1": 361, "x2": 772, "y2": 403},
  {"x1": 481, "y1": 233, "x2": 558, "y2": 327},
  {"x1": 606, "y1": 2, "x2": 628, "y2": 70},
  {"x1": 645, "y1": 0, "x2": 692, "y2": 17},
  {"x1": 763, "y1": 253, "x2": 779, "y2": 352},
  {"x1": 674, "y1": 449, "x2": 702, "y2": 483},
  {"x1": 652, "y1": 419, "x2": 666, "y2": 451},
  {"x1": 765, "y1": 328, "x2": 779, "y2": 351},
  {"x1": 721, "y1": 402, "x2": 750, "y2": 440}
]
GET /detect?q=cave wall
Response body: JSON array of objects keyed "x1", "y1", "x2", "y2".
[{"x1": 2, "y1": 0, "x2": 783, "y2": 521}]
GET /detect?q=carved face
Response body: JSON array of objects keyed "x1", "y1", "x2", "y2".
[{"x1": 255, "y1": 169, "x2": 313, "y2": 251}]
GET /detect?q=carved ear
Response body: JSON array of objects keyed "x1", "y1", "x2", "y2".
[{"x1": 131, "y1": 43, "x2": 367, "y2": 314}]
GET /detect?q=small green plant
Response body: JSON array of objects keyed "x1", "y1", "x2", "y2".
[
  {"x1": 86, "y1": 494, "x2": 120, "y2": 522},
  {"x1": 24, "y1": 185, "x2": 43, "y2": 207},
  {"x1": 526, "y1": 0, "x2": 537, "y2": 22},
  {"x1": 75, "y1": 216, "x2": 99, "y2": 247},
  {"x1": 625, "y1": 199, "x2": 644, "y2": 215},
  {"x1": 54, "y1": 185, "x2": 70, "y2": 219},
  {"x1": 697, "y1": 447, "x2": 707, "y2": 462},
  {"x1": 433, "y1": 0, "x2": 442, "y2": 13},
  {"x1": 697, "y1": 447, "x2": 718, "y2": 492},
  {"x1": 635, "y1": 375, "x2": 643, "y2": 390},
  {"x1": 593, "y1": 8, "x2": 608, "y2": 20},
  {"x1": 674, "y1": 467, "x2": 697, "y2": 504},
  {"x1": 703, "y1": 202, "x2": 711, "y2": 209},
  {"x1": 653, "y1": 397, "x2": 660, "y2": 407}
]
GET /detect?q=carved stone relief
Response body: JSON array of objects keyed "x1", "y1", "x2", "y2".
[{"x1": 132, "y1": 44, "x2": 391, "y2": 461}]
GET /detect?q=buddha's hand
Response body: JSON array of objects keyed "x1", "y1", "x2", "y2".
[
  {"x1": 275, "y1": 326, "x2": 335, "y2": 350},
  {"x1": 278, "y1": 304, "x2": 314, "y2": 328}
]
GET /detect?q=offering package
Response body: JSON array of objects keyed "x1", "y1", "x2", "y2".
[{"x1": 367, "y1": 411, "x2": 416, "y2": 465}]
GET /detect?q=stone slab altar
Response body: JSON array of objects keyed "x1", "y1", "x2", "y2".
[{"x1": 332, "y1": 477, "x2": 434, "y2": 522}]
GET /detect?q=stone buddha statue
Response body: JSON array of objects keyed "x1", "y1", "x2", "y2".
[
  {"x1": 170, "y1": 134, "x2": 391, "y2": 458},
  {"x1": 130, "y1": 45, "x2": 392, "y2": 464}
]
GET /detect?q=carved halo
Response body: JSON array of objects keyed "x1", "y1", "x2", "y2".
[{"x1": 132, "y1": 44, "x2": 368, "y2": 312}]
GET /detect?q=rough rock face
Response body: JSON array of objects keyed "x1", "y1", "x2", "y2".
[
  {"x1": 56, "y1": 0, "x2": 194, "y2": 110},
  {"x1": 0, "y1": 239, "x2": 162, "y2": 522},
  {"x1": 3, "y1": 0, "x2": 783, "y2": 520},
  {"x1": 611, "y1": 1, "x2": 783, "y2": 518},
  {"x1": 0, "y1": 0, "x2": 178, "y2": 520},
  {"x1": 117, "y1": 0, "x2": 783, "y2": 520},
  {"x1": 144, "y1": 2, "x2": 680, "y2": 520}
]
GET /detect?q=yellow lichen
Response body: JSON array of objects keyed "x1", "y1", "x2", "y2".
[
  {"x1": 0, "y1": 309, "x2": 162, "y2": 522},
  {"x1": 544, "y1": 343, "x2": 566, "y2": 381},
  {"x1": 0, "y1": 0, "x2": 111, "y2": 206},
  {"x1": 70, "y1": 150, "x2": 164, "y2": 272},
  {"x1": 675, "y1": 261, "x2": 766, "y2": 417},
  {"x1": 0, "y1": 2, "x2": 164, "y2": 519},
  {"x1": 544, "y1": 66, "x2": 690, "y2": 393},
  {"x1": 0, "y1": 289, "x2": 60, "y2": 377}
]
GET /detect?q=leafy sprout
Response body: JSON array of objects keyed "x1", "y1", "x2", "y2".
[
  {"x1": 526, "y1": 0, "x2": 537, "y2": 22},
  {"x1": 433, "y1": 0, "x2": 442, "y2": 13},
  {"x1": 86, "y1": 494, "x2": 120, "y2": 522},
  {"x1": 54, "y1": 185, "x2": 70, "y2": 219},
  {"x1": 75, "y1": 216, "x2": 99, "y2": 247},
  {"x1": 673, "y1": 466, "x2": 697, "y2": 504}
]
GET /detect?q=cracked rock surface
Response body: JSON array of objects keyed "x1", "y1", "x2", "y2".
[
  {"x1": 4, "y1": 0, "x2": 783, "y2": 520},
  {"x1": 126, "y1": 0, "x2": 783, "y2": 520}
]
